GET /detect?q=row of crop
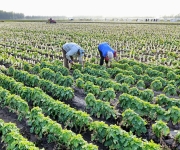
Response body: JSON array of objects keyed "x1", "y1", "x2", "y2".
[
  {"x1": 28, "y1": 107, "x2": 98, "y2": 150},
  {"x1": 85, "y1": 93, "x2": 164, "y2": 138},
  {"x1": 76, "y1": 63, "x2": 180, "y2": 98},
  {"x1": 114, "y1": 59, "x2": 168, "y2": 75},
  {"x1": 84, "y1": 61, "x2": 180, "y2": 95},
  {"x1": 0, "y1": 51, "x2": 37, "y2": 66},
  {"x1": 77, "y1": 79, "x2": 116, "y2": 101},
  {"x1": 0, "y1": 119, "x2": 42, "y2": 150},
  {"x1": 0, "y1": 72, "x2": 162, "y2": 149},
  {"x1": 89, "y1": 121, "x2": 161, "y2": 150},
  {"x1": 8, "y1": 63, "x2": 73, "y2": 87},
  {"x1": 73, "y1": 69, "x2": 156, "y2": 102},
  {"x1": 155, "y1": 94, "x2": 180, "y2": 109},
  {"x1": 6, "y1": 67, "x2": 74, "y2": 101},
  {"x1": 119, "y1": 93, "x2": 180, "y2": 125},
  {"x1": 0, "y1": 74, "x2": 98, "y2": 149},
  {"x1": 0, "y1": 86, "x2": 29, "y2": 121},
  {"x1": 0, "y1": 47, "x2": 40, "y2": 63},
  {"x1": 0, "y1": 73, "x2": 92, "y2": 132},
  {"x1": 0, "y1": 54, "x2": 72, "y2": 88},
  {"x1": 0, "y1": 52, "x2": 65, "y2": 76}
]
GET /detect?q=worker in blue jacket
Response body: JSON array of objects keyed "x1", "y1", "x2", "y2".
[
  {"x1": 98, "y1": 42, "x2": 117, "y2": 67},
  {"x1": 62, "y1": 43, "x2": 85, "y2": 69}
]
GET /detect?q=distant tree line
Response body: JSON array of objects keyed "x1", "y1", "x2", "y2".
[
  {"x1": 0, "y1": 10, "x2": 24, "y2": 19},
  {"x1": 0, "y1": 10, "x2": 67, "y2": 20}
]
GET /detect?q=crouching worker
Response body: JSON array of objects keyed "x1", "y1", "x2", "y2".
[
  {"x1": 62, "y1": 42, "x2": 85, "y2": 69},
  {"x1": 98, "y1": 42, "x2": 117, "y2": 67}
]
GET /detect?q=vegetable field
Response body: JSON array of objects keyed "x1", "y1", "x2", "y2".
[{"x1": 0, "y1": 21, "x2": 180, "y2": 150}]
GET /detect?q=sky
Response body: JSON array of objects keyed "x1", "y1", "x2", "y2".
[{"x1": 0, "y1": 0, "x2": 180, "y2": 18}]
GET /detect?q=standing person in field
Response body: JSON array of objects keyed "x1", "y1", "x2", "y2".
[
  {"x1": 98, "y1": 42, "x2": 117, "y2": 67},
  {"x1": 62, "y1": 42, "x2": 85, "y2": 69}
]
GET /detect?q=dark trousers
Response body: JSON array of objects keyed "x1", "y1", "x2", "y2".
[
  {"x1": 62, "y1": 48, "x2": 73, "y2": 69},
  {"x1": 98, "y1": 49, "x2": 108, "y2": 66}
]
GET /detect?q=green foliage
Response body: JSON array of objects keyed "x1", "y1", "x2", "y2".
[
  {"x1": 154, "y1": 77, "x2": 168, "y2": 88},
  {"x1": 83, "y1": 66, "x2": 110, "y2": 79},
  {"x1": 106, "y1": 67, "x2": 120, "y2": 78},
  {"x1": 99, "y1": 88, "x2": 116, "y2": 101},
  {"x1": 28, "y1": 107, "x2": 97, "y2": 149},
  {"x1": 115, "y1": 73, "x2": 124, "y2": 82},
  {"x1": 0, "y1": 119, "x2": 40, "y2": 150},
  {"x1": 76, "y1": 78, "x2": 84, "y2": 89},
  {"x1": 121, "y1": 108, "x2": 147, "y2": 136},
  {"x1": 119, "y1": 83, "x2": 130, "y2": 93},
  {"x1": 143, "y1": 140, "x2": 162, "y2": 150},
  {"x1": 84, "y1": 81, "x2": 100, "y2": 96},
  {"x1": 23, "y1": 62, "x2": 31, "y2": 71},
  {"x1": 140, "y1": 89, "x2": 154, "y2": 102},
  {"x1": 167, "y1": 106, "x2": 180, "y2": 125},
  {"x1": 155, "y1": 94, "x2": 180, "y2": 109},
  {"x1": 175, "y1": 132, "x2": 180, "y2": 144},
  {"x1": 73, "y1": 69, "x2": 83, "y2": 79},
  {"x1": 119, "y1": 93, "x2": 167, "y2": 120},
  {"x1": 129, "y1": 87, "x2": 140, "y2": 97},
  {"x1": 153, "y1": 65, "x2": 169, "y2": 75},
  {"x1": 152, "y1": 120, "x2": 170, "y2": 138},
  {"x1": 132, "y1": 65, "x2": 143, "y2": 75},
  {"x1": 137, "y1": 80, "x2": 146, "y2": 90},
  {"x1": 30, "y1": 64, "x2": 40, "y2": 74},
  {"x1": 85, "y1": 93, "x2": 117, "y2": 120},
  {"x1": 38, "y1": 79, "x2": 74, "y2": 100},
  {"x1": 167, "y1": 71, "x2": 177, "y2": 80},
  {"x1": 145, "y1": 68, "x2": 163, "y2": 78},
  {"x1": 142, "y1": 74, "x2": 153, "y2": 86},
  {"x1": 150, "y1": 80, "x2": 163, "y2": 91},
  {"x1": 7, "y1": 66, "x2": 15, "y2": 76},
  {"x1": 163, "y1": 84, "x2": 177, "y2": 96}
]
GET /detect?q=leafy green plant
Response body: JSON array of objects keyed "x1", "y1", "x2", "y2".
[
  {"x1": 167, "y1": 71, "x2": 177, "y2": 80},
  {"x1": 99, "y1": 88, "x2": 116, "y2": 101},
  {"x1": 0, "y1": 119, "x2": 41, "y2": 150},
  {"x1": 76, "y1": 78, "x2": 84, "y2": 89},
  {"x1": 119, "y1": 83, "x2": 130, "y2": 93},
  {"x1": 139, "y1": 89, "x2": 154, "y2": 102},
  {"x1": 137, "y1": 80, "x2": 146, "y2": 89},
  {"x1": 129, "y1": 87, "x2": 140, "y2": 97},
  {"x1": 115, "y1": 73, "x2": 124, "y2": 83},
  {"x1": 142, "y1": 74, "x2": 153, "y2": 87},
  {"x1": 163, "y1": 84, "x2": 177, "y2": 96},
  {"x1": 155, "y1": 77, "x2": 168, "y2": 88},
  {"x1": 85, "y1": 93, "x2": 117, "y2": 120},
  {"x1": 7, "y1": 66, "x2": 15, "y2": 76},
  {"x1": 30, "y1": 64, "x2": 40, "y2": 74},
  {"x1": 132, "y1": 65, "x2": 143, "y2": 75},
  {"x1": 167, "y1": 106, "x2": 180, "y2": 125},
  {"x1": 121, "y1": 108, "x2": 147, "y2": 136},
  {"x1": 150, "y1": 79, "x2": 163, "y2": 91},
  {"x1": 84, "y1": 81, "x2": 100, "y2": 96},
  {"x1": 23, "y1": 62, "x2": 31, "y2": 71},
  {"x1": 155, "y1": 94, "x2": 180, "y2": 109},
  {"x1": 152, "y1": 120, "x2": 170, "y2": 139},
  {"x1": 174, "y1": 131, "x2": 180, "y2": 144},
  {"x1": 119, "y1": 93, "x2": 167, "y2": 120},
  {"x1": 145, "y1": 68, "x2": 163, "y2": 78}
]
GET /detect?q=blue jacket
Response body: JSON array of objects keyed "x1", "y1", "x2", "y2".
[{"x1": 98, "y1": 42, "x2": 115, "y2": 57}]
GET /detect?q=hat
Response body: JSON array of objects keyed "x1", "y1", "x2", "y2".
[
  {"x1": 107, "y1": 51, "x2": 113, "y2": 59},
  {"x1": 79, "y1": 49, "x2": 85, "y2": 56}
]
